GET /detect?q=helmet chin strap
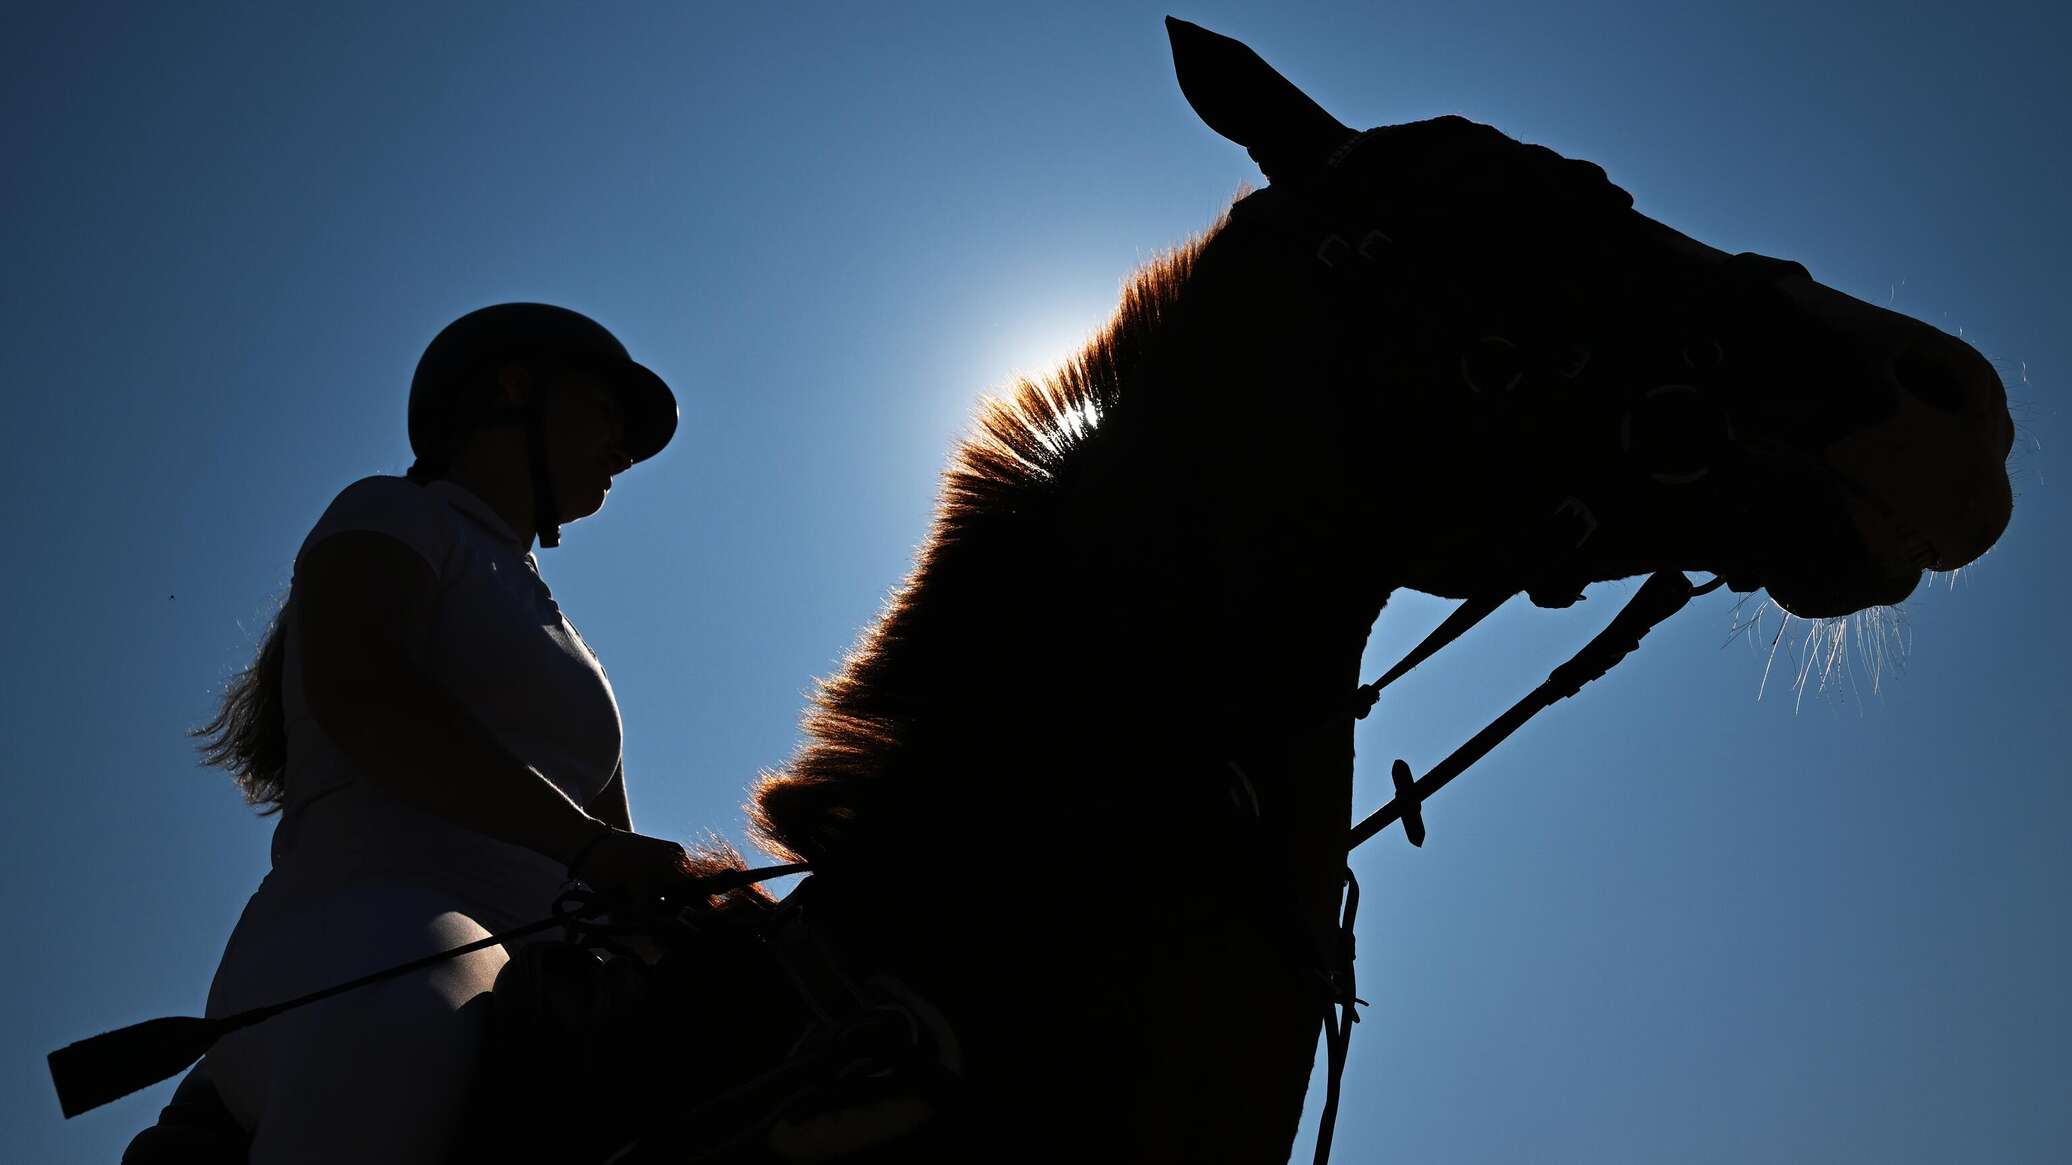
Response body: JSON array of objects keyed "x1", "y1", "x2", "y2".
[{"x1": 526, "y1": 405, "x2": 562, "y2": 549}]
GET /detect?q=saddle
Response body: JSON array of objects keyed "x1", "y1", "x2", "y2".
[{"x1": 121, "y1": 877, "x2": 959, "y2": 1164}]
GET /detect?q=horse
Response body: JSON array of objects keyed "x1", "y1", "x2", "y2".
[{"x1": 115, "y1": 17, "x2": 2014, "y2": 1165}]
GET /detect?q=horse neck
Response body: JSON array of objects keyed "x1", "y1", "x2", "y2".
[
  {"x1": 784, "y1": 300, "x2": 1403, "y2": 1158},
  {"x1": 833, "y1": 402, "x2": 1390, "y2": 937},
  {"x1": 807, "y1": 455, "x2": 1388, "y2": 1161},
  {"x1": 1072, "y1": 490, "x2": 1387, "y2": 935}
]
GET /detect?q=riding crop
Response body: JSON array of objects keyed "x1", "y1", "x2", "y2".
[{"x1": 46, "y1": 861, "x2": 809, "y2": 1118}]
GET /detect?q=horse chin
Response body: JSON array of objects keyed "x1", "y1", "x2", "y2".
[
  {"x1": 1761, "y1": 561, "x2": 1921, "y2": 620},
  {"x1": 1746, "y1": 490, "x2": 1928, "y2": 618},
  {"x1": 1756, "y1": 471, "x2": 2007, "y2": 621}
]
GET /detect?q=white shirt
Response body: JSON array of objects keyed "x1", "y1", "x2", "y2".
[{"x1": 263, "y1": 475, "x2": 623, "y2": 926}]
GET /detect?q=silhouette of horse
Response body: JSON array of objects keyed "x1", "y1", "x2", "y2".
[
  {"x1": 122, "y1": 18, "x2": 2019, "y2": 1165},
  {"x1": 549, "y1": 19, "x2": 2011, "y2": 1165}
]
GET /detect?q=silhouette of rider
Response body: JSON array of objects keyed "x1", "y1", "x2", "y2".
[{"x1": 179, "y1": 304, "x2": 695, "y2": 1162}]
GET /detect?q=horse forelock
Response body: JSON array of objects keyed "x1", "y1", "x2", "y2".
[{"x1": 748, "y1": 218, "x2": 1229, "y2": 866}]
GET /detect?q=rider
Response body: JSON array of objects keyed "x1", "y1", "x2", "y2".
[{"x1": 178, "y1": 304, "x2": 701, "y2": 1162}]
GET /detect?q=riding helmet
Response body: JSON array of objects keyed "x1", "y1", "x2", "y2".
[{"x1": 407, "y1": 303, "x2": 679, "y2": 465}]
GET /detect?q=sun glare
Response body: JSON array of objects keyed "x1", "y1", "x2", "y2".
[
  {"x1": 984, "y1": 311, "x2": 1104, "y2": 392},
  {"x1": 961, "y1": 304, "x2": 1111, "y2": 457}
]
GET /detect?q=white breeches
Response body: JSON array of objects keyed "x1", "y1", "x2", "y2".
[{"x1": 204, "y1": 880, "x2": 522, "y2": 1164}]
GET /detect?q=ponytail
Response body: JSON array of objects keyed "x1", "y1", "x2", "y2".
[{"x1": 194, "y1": 599, "x2": 291, "y2": 814}]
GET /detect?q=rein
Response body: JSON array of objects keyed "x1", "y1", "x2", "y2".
[
  {"x1": 1307, "y1": 563, "x2": 1724, "y2": 1165},
  {"x1": 1347, "y1": 569, "x2": 1727, "y2": 852}
]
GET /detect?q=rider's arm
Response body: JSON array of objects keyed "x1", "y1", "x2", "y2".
[{"x1": 296, "y1": 529, "x2": 605, "y2": 865}]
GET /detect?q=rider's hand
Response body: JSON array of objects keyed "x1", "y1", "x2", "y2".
[{"x1": 564, "y1": 826, "x2": 701, "y2": 903}]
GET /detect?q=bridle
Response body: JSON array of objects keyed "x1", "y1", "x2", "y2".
[{"x1": 1217, "y1": 126, "x2": 1822, "y2": 1164}]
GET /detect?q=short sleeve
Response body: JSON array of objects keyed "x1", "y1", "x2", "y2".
[{"x1": 295, "y1": 476, "x2": 457, "y2": 579}]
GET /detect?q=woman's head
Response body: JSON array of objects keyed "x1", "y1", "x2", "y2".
[{"x1": 406, "y1": 303, "x2": 676, "y2": 545}]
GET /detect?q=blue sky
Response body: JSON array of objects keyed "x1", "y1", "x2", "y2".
[{"x1": 5, "y1": 2, "x2": 2066, "y2": 1160}]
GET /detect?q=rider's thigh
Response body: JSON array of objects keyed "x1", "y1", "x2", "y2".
[{"x1": 206, "y1": 883, "x2": 510, "y2": 1163}]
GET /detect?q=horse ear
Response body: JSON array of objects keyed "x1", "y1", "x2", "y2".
[{"x1": 1166, "y1": 16, "x2": 1355, "y2": 185}]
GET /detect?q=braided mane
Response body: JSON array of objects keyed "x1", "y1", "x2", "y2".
[{"x1": 748, "y1": 223, "x2": 1224, "y2": 865}]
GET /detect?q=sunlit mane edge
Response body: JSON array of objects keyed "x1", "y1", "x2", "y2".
[{"x1": 746, "y1": 218, "x2": 1228, "y2": 865}]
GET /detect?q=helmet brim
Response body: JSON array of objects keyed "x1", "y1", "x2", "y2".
[{"x1": 611, "y1": 359, "x2": 678, "y2": 465}]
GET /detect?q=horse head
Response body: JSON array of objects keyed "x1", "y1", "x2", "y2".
[{"x1": 1167, "y1": 17, "x2": 2013, "y2": 619}]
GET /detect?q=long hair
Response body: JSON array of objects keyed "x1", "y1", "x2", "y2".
[
  {"x1": 193, "y1": 597, "x2": 292, "y2": 813},
  {"x1": 195, "y1": 458, "x2": 442, "y2": 812}
]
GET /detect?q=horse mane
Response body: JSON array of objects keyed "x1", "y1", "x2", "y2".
[{"x1": 748, "y1": 218, "x2": 1228, "y2": 866}]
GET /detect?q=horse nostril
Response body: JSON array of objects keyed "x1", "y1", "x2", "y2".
[{"x1": 1890, "y1": 335, "x2": 1983, "y2": 415}]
